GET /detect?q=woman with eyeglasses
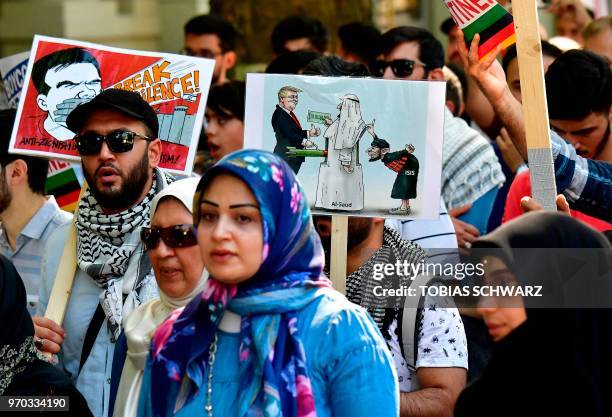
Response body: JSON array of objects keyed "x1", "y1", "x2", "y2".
[
  {"x1": 111, "y1": 177, "x2": 208, "y2": 417},
  {"x1": 137, "y1": 150, "x2": 399, "y2": 417}
]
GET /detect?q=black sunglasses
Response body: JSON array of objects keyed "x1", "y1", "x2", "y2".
[
  {"x1": 140, "y1": 224, "x2": 197, "y2": 250},
  {"x1": 371, "y1": 59, "x2": 427, "y2": 78},
  {"x1": 74, "y1": 130, "x2": 153, "y2": 156}
]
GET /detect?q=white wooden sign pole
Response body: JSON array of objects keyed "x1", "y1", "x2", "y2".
[
  {"x1": 330, "y1": 215, "x2": 348, "y2": 294},
  {"x1": 41, "y1": 182, "x2": 87, "y2": 358},
  {"x1": 513, "y1": 0, "x2": 557, "y2": 211}
]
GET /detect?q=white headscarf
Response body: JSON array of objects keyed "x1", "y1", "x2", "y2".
[
  {"x1": 332, "y1": 94, "x2": 366, "y2": 150},
  {"x1": 113, "y1": 176, "x2": 208, "y2": 417}
]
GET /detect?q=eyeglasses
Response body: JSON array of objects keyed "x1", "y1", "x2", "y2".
[
  {"x1": 74, "y1": 130, "x2": 153, "y2": 156},
  {"x1": 370, "y1": 59, "x2": 427, "y2": 78},
  {"x1": 140, "y1": 224, "x2": 197, "y2": 250},
  {"x1": 179, "y1": 48, "x2": 223, "y2": 59}
]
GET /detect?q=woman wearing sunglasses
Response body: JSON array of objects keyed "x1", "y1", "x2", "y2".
[
  {"x1": 112, "y1": 177, "x2": 208, "y2": 417},
  {"x1": 137, "y1": 150, "x2": 398, "y2": 417}
]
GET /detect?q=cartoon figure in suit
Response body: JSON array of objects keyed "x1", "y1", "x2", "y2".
[{"x1": 271, "y1": 86, "x2": 319, "y2": 173}]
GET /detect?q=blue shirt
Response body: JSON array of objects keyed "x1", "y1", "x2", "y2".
[
  {"x1": 138, "y1": 289, "x2": 399, "y2": 417},
  {"x1": 38, "y1": 222, "x2": 158, "y2": 417},
  {"x1": 551, "y1": 131, "x2": 612, "y2": 222},
  {"x1": 0, "y1": 196, "x2": 72, "y2": 316}
]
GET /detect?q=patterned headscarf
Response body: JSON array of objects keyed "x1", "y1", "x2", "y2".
[{"x1": 146, "y1": 150, "x2": 331, "y2": 417}]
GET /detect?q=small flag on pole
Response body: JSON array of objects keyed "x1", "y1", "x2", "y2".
[
  {"x1": 46, "y1": 160, "x2": 82, "y2": 212},
  {"x1": 443, "y1": 0, "x2": 516, "y2": 60}
]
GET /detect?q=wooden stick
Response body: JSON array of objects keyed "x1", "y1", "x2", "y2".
[
  {"x1": 330, "y1": 215, "x2": 348, "y2": 294},
  {"x1": 44, "y1": 223, "x2": 78, "y2": 325},
  {"x1": 512, "y1": 0, "x2": 557, "y2": 211},
  {"x1": 41, "y1": 181, "x2": 87, "y2": 358}
]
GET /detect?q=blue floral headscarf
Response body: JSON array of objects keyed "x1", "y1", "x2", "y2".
[{"x1": 144, "y1": 150, "x2": 331, "y2": 417}]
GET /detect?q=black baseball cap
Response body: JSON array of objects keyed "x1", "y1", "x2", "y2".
[
  {"x1": 66, "y1": 88, "x2": 159, "y2": 137},
  {"x1": 440, "y1": 17, "x2": 457, "y2": 35}
]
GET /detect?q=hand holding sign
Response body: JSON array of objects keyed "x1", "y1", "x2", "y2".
[
  {"x1": 456, "y1": 31, "x2": 528, "y2": 159},
  {"x1": 457, "y1": 32, "x2": 506, "y2": 105}
]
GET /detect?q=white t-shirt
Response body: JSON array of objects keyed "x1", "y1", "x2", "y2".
[{"x1": 385, "y1": 298, "x2": 468, "y2": 392}]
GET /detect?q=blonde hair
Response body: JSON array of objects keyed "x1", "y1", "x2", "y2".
[{"x1": 278, "y1": 86, "x2": 302, "y2": 101}]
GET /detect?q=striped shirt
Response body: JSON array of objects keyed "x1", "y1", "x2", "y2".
[
  {"x1": 442, "y1": 108, "x2": 505, "y2": 209},
  {"x1": 0, "y1": 196, "x2": 72, "y2": 315},
  {"x1": 551, "y1": 131, "x2": 612, "y2": 223}
]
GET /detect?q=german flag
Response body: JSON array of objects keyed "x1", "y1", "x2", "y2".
[
  {"x1": 45, "y1": 160, "x2": 82, "y2": 213},
  {"x1": 443, "y1": 0, "x2": 516, "y2": 61}
]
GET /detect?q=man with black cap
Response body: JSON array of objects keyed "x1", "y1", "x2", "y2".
[{"x1": 31, "y1": 89, "x2": 173, "y2": 417}]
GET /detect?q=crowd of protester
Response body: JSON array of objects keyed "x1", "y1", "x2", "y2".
[{"x1": 0, "y1": 1, "x2": 611, "y2": 416}]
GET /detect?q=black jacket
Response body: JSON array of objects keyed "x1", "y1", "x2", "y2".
[{"x1": 271, "y1": 105, "x2": 307, "y2": 164}]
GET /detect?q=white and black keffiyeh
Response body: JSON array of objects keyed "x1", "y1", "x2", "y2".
[
  {"x1": 76, "y1": 168, "x2": 172, "y2": 341},
  {"x1": 346, "y1": 227, "x2": 427, "y2": 338}
]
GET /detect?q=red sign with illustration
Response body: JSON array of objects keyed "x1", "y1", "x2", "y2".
[{"x1": 9, "y1": 35, "x2": 214, "y2": 174}]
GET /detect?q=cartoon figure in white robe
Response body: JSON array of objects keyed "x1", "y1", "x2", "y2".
[{"x1": 314, "y1": 93, "x2": 374, "y2": 211}]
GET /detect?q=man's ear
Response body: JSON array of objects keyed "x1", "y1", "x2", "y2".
[
  {"x1": 36, "y1": 94, "x2": 49, "y2": 112},
  {"x1": 222, "y1": 51, "x2": 237, "y2": 71},
  {"x1": 428, "y1": 68, "x2": 446, "y2": 81},
  {"x1": 147, "y1": 138, "x2": 162, "y2": 168},
  {"x1": 372, "y1": 217, "x2": 386, "y2": 225},
  {"x1": 6, "y1": 159, "x2": 28, "y2": 188},
  {"x1": 445, "y1": 100, "x2": 457, "y2": 116}
]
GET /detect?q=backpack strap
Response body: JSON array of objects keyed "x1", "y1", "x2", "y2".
[
  {"x1": 78, "y1": 302, "x2": 105, "y2": 375},
  {"x1": 401, "y1": 273, "x2": 435, "y2": 370},
  {"x1": 78, "y1": 293, "x2": 128, "y2": 375}
]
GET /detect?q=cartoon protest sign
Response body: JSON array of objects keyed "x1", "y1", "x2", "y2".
[
  {"x1": 244, "y1": 74, "x2": 445, "y2": 219},
  {"x1": 0, "y1": 51, "x2": 30, "y2": 108},
  {"x1": 9, "y1": 35, "x2": 214, "y2": 174}
]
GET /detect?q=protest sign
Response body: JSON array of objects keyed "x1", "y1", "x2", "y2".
[
  {"x1": 0, "y1": 50, "x2": 84, "y2": 212},
  {"x1": 443, "y1": 0, "x2": 516, "y2": 60},
  {"x1": 9, "y1": 35, "x2": 214, "y2": 174},
  {"x1": 0, "y1": 51, "x2": 30, "y2": 108},
  {"x1": 244, "y1": 74, "x2": 445, "y2": 220}
]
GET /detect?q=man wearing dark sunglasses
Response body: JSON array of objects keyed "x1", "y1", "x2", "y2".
[
  {"x1": 377, "y1": 26, "x2": 505, "y2": 250},
  {"x1": 32, "y1": 89, "x2": 174, "y2": 417}
]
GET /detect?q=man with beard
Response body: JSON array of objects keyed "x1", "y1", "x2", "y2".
[
  {"x1": 0, "y1": 109, "x2": 72, "y2": 316},
  {"x1": 314, "y1": 216, "x2": 468, "y2": 417},
  {"x1": 31, "y1": 89, "x2": 173, "y2": 417}
]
